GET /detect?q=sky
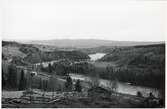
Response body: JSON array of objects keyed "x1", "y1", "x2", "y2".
[{"x1": 2, "y1": 0, "x2": 166, "y2": 41}]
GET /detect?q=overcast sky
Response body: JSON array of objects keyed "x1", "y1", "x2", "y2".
[{"x1": 2, "y1": 0, "x2": 166, "y2": 41}]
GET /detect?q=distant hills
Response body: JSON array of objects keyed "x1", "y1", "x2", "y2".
[{"x1": 20, "y1": 39, "x2": 164, "y2": 48}]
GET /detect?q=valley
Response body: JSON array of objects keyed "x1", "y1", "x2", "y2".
[{"x1": 2, "y1": 40, "x2": 165, "y2": 108}]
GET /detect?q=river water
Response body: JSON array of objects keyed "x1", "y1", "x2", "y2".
[
  {"x1": 69, "y1": 73, "x2": 159, "y2": 97},
  {"x1": 89, "y1": 53, "x2": 106, "y2": 61}
]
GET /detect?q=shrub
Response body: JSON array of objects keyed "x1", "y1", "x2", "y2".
[{"x1": 137, "y1": 91, "x2": 143, "y2": 97}]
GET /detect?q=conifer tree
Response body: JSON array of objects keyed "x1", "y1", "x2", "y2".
[
  {"x1": 48, "y1": 63, "x2": 52, "y2": 74},
  {"x1": 65, "y1": 76, "x2": 73, "y2": 91},
  {"x1": 2, "y1": 69, "x2": 6, "y2": 88},
  {"x1": 39, "y1": 78, "x2": 43, "y2": 89},
  {"x1": 19, "y1": 70, "x2": 26, "y2": 90},
  {"x1": 75, "y1": 80, "x2": 82, "y2": 92},
  {"x1": 8, "y1": 64, "x2": 17, "y2": 88}
]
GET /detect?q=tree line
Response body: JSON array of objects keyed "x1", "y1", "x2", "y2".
[
  {"x1": 41, "y1": 61, "x2": 164, "y2": 89},
  {"x1": 2, "y1": 63, "x2": 82, "y2": 93}
]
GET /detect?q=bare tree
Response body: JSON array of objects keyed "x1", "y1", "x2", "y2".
[
  {"x1": 107, "y1": 78, "x2": 118, "y2": 94},
  {"x1": 111, "y1": 78, "x2": 118, "y2": 92}
]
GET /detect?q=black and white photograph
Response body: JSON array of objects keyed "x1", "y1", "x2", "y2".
[{"x1": 1, "y1": 0, "x2": 166, "y2": 108}]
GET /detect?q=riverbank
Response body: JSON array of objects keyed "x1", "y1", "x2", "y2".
[{"x1": 69, "y1": 73, "x2": 160, "y2": 97}]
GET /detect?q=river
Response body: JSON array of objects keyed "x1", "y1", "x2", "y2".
[
  {"x1": 69, "y1": 73, "x2": 159, "y2": 97},
  {"x1": 89, "y1": 53, "x2": 106, "y2": 61},
  {"x1": 35, "y1": 52, "x2": 106, "y2": 66},
  {"x1": 34, "y1": 52, "x2": 160, "y2": 97},
  {"x1": 87, "y1": 53, "x2": 159, "y2": 97}
]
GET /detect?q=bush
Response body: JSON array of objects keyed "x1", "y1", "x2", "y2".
[{"x1": 137, "y1": 91, "x2": 143, "y2": 97}]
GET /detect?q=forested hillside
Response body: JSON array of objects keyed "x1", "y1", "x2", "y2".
[
  {"x1": 98, "y1": 44, "x2": 165, "y2": 88},
  {"x1": 2, "y1": 41, "x2": 90, "y2": 65},
  {"x1": 99, "y1": 44, "x2": 165, "y2": 66}
]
